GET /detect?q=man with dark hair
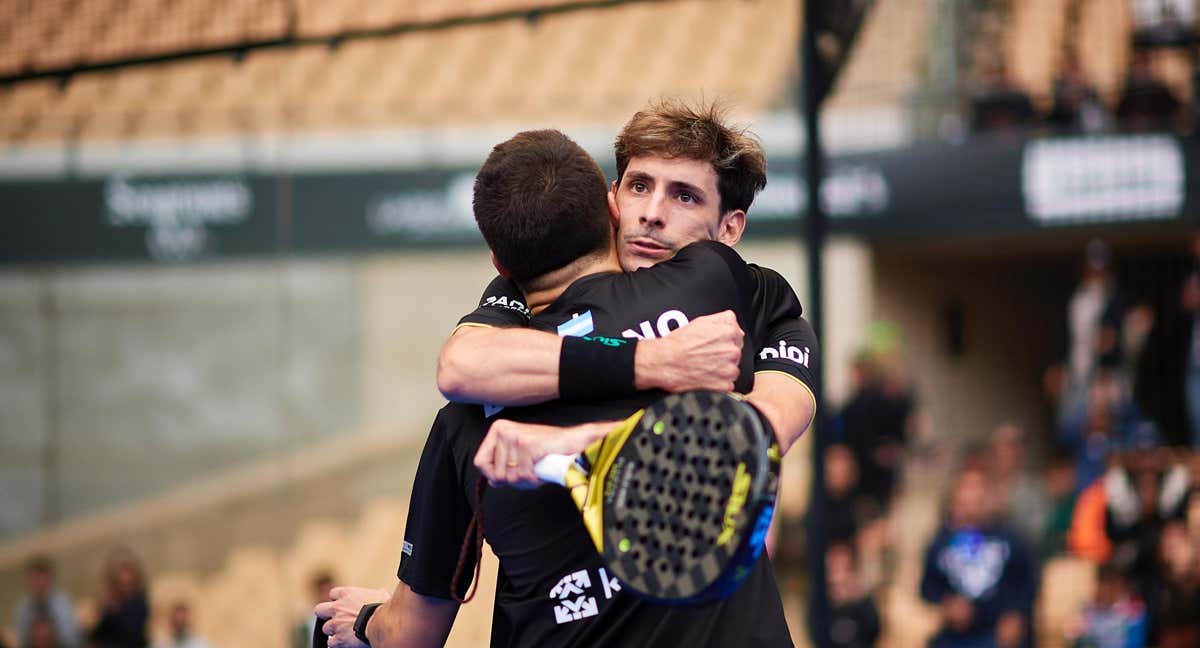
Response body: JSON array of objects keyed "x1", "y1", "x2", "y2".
[
  {"x1": 317, "y1": 125, "x2": 806, "y2": 647},
  {"x1": 14, "y1": 556, "x2": 78, "y2": 648},
  {"x1": 471, "y1": 129, "x2": 614, "y2": 288}
]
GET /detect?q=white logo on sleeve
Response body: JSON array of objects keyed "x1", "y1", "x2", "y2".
[
  {"x1": 482, "y1": 295, "x2": 531, "y2": 317},
  {"x1": 759, "y1": 340, "x2": 811, "y2": 367}
]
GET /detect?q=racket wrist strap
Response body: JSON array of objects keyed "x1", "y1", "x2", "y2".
[{"x1": 559, "y1": 335, "x2": 637, "y2": 402}]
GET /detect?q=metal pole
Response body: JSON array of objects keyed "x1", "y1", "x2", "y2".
[{"x1": 801, "y1": 0, "x2": 830, "y2": 645}]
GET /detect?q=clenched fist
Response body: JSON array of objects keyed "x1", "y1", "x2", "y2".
[{"x1": 636, "y1": 310, "x2": 744, "y2": 393}]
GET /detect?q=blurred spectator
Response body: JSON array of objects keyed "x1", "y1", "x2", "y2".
[
  {"x1": 1069, "y1": 475, "x2": 1114, "y2": 564},
  {"x1": 1042, "y1": 448, "x2": 1080, "y2": 558},
  {"x1": 27, "y1": 616, "x2": 63, "y2": 648},
  {"x1": 1061, "y1": 241, "x2": 1128, "y2": 404},
  {"x1": 1102, "y1": 422, "x2": 1190, "y2": 600},
  {"x1": 1066, "y1": 563, "x2": 1148, "y2": 648},
  {"x1": 971, "y1": 63, "x2": 1036, "y2": 133},
  {"x1": 839, "y1": 326, "x2": 914, "y2": 513},
  {"x1": 1048, "y1": 56, "x2": 1110, "y2": 134},
  {"x1": 1131, "y1": 0, "x2": 1198, "y2": 46},
  {"x1": 1181, "y1": 233, "x2": 1200, "y2": 448},
  {"x1": 151, "y1": 603, "x2": 209, "y2": 648},
  {"x1": 13, "y1": 556, "x2": 78, "y2": 648},
  {"x1": 1116, "y1": 50, "x2": 1182, "y2": 132},
  {"x1": 1189, "y1": 451, "x2": 1200, "y2": 537},
  {"x1": 90, "y1": 549, "x2": 149, "y2": 648},
  {"x1": 988, "y1": 424, "x2": 1049, "y2": 551},
  {"x1": 920, "y1": 463, "x2": 1036, "y2": 648},
  {"x1": 1060, "y1": 376, "x2": 1136, "y2": 491},
  {"x1": 823, "y1": 442, "x2": 891, "y2": 591},
  {"x1": 291, "y1": 570, "x2": 334, "y2": 648},
  {"x1": 825, "y1": 444, "x2": 877, "y2": 544},
  {"x1": 827, "y1": 542, "x2": 881, "y2": 648},
  {"x1": 1151, "y1": 521, "x2": 1200, "y2": 647}
]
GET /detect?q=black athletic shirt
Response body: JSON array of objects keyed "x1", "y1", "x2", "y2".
[{"x1": 399, "y1": 241, "x2": 808, "y2": 647}]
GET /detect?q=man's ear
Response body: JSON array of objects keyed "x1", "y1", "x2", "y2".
[
  {"x1": 717, "y1": 210, "x2": 746, "y2": 246},
  {"x1": 607, "y1": 185, "x2": 621, "y2": 228},
  {"x1": 490, "y1": 251, "x2": 511, "y2": 278}
]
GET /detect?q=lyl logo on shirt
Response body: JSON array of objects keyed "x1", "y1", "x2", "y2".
[{"x1": 548, "y1": 567, "x2": 622, "y2": 625}]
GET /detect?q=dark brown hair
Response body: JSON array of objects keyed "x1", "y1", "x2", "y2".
[
  {"x1": 614, "y1": 98, "x2": 768, "y2": 215},
  {"x1": 473, "y1": 129, "x2": 611, "y2": 285}
]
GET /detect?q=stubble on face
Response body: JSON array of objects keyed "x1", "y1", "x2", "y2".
[{"x1": 612, "y1": 155, "x2": 724, "y2": 271}]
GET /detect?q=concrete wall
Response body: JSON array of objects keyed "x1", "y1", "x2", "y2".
[
  {"x1": 872, "y1": 248, "x2": 1072, "y2": 453},
  {"x1": 0, "y1": 252, "x2": 499, "y2": 540}
]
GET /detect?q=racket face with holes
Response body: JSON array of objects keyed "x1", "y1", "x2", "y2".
[{"x1": 596, "y1": 390, "x2": 779, "y2": 605}]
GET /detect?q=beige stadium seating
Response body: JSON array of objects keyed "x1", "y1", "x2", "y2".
[
  {"x1": 1005, "y1": 0, "x2": 1069, "y2": 110},
  {"x1": 97, "y1": 493, "x2": 494, "y2": 648},
  {"x1": 824, "y1": 0, "x2": 927, "y2": 111},
  {"x1": 1077, "y1": 0, "x2": 1133, "y2": 104},
  {"x1": 0, "y1": 0, "x2": 843, "y2": 143}
]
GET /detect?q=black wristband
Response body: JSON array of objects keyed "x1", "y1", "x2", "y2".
[
  {"x1": 559, "y1": 335, "x2": 638, "y2": 402},
  {"x1": 353, "y1": 603, "x2": 383, "y2": 646}
]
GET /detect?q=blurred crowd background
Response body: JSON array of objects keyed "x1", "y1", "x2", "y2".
[{"x1": 1, "y1": 0, "x2": 1199, "y2": 647}]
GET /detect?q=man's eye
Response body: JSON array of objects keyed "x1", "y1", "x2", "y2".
[
  {"x1": 678, "y1": 192, "x2": 694, "y2": 203},
  {"x1": 631, "y1": 181, "x2": 647, "y2": 192}
]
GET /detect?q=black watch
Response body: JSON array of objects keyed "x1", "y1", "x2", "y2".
[{"x1": 353, "y1": 603, "x2": 383, "y2": 646}]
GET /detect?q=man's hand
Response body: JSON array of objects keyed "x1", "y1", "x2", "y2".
[
  {"x1": 314, "y1": 586, "x2": 390, "y2": 648},
  {"x1": 636, "y1": 310, "x2": 743, "y2": 393},
  {"x1": 941, "y1": 595, "x2": 974, "y2": 632},
  {"x1": 995, "y1": 611, "x2": 1024, "y2": 648},
  {"x1": 474, "y1": 419, "x2": 616, "y2": 486}
]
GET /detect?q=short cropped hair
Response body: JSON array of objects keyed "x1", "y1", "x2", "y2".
[
  {"x1": 614, "y1": 99, "x2": 768, "y2": 215},
  {"x1": 473, "y1": 130, "x2": 612, "y2": 285}
]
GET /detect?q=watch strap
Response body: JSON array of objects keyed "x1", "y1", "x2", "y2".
[{"x1": 353, "y1": 603, "x2": 383, "y2": 646}]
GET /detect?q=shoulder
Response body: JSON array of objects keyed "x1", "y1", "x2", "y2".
[
  {"x1": 678, "y1": 239, "x2": 749, "y2": 270},
  {"x1": 673, "y1": 241, "x2": 754, "y2": 294}
]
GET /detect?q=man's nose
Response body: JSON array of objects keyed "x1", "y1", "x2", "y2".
[{"x1": 639, "y1": 190, "x2": 668, "y2": 228}]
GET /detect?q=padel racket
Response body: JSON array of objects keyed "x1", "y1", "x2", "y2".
[
  {"x1": 312, "y1": 616, "x2": 327, "y2": 648},
  {"x1": 533, "y1": 390, "x2": 780, "y2": 605}
]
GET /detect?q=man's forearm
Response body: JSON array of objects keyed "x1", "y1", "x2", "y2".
[
  {"x1": 366, "y1": 584, "x2": 459, "y2": 648},
  {"x1": 438, "y1": 314, "x2": 741, "y2": 406},
  {"x1": 745, "y1": 371, "x2": 816, "y2": 455},
  {"x1": 438, "y1": 327, "x2": 562, "y2": 405}
]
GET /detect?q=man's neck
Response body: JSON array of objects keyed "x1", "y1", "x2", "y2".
[{"x1": 523, "y1": 247, "x2": 622, "y2": 316}]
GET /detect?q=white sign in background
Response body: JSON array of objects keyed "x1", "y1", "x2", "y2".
[{"x1": 1022, "y1": 135, "x2": 1185, "y2": 225}]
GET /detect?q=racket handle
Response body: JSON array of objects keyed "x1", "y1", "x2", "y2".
[{"x1": 534, "y1": 454, "x2": 576, "y2": 486}]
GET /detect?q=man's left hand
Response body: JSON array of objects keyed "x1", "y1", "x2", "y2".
[
  {"x1": 475, "y1": 419, "x2": 614, "y2": 486},
  {"x1": 314, "y1": 586, "x2": 390, "y2": 648}
]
